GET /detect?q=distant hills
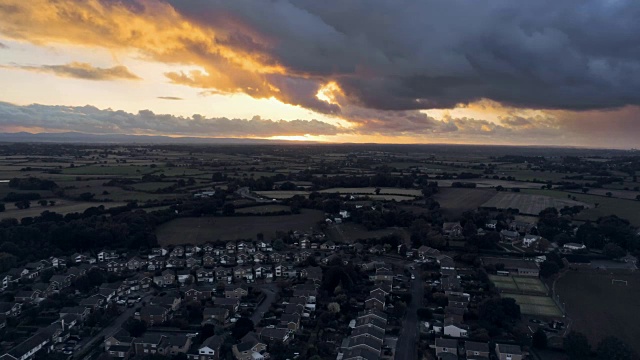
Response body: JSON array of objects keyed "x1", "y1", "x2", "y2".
[{"x1": 0, "y1": 132, "x2": 297, "y2": 144}]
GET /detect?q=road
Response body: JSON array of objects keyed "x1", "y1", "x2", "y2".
[
  {"x1": 75, "y1": 294, "x2": 152, "y2": 359},
  {"x1": 251, "y1": 283, "x2": 278, "y2": 324},
  {"x1": 395, "y1": 269, "x2": 423, "y2": 360}
]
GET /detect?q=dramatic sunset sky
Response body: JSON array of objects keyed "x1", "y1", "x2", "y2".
[{"x1": 0, "y1": 0, "x2": 639, "y2": 147}]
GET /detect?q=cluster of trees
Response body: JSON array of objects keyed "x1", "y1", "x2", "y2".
[
  {"x1": 478, "y1": 297, "x2": 521, "y2": 335},
  {"x1": 574, "y1": 216, "x2": 639, "y2": 252},
  {"x1": 9, "y1": 177, "x2": 58, "y2": 190},
  {"x1": 564, "y1": 331, "x2": 638, "y2": 360}
]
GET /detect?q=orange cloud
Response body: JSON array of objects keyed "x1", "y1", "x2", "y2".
[{"x1": 5, "y1": 62, "x2": 140, "y2": 80}]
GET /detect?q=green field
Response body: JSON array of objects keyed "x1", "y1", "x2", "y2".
[
  {"x1": 489, "y1": 275, "x2": 548, "y2": 295},
  {"x1": 62, "y1": 165, "x2": 158, "y2": 176},
  {"x1": 556, "y1": 270, "x2": 640, "y2": 353},
  {"x1": 522, "y1": 189, "x2": 640, "y2": 226},
  {"x1": 502, "y1": 293, "x2": 562, "y2": 317},
  {"x1": 156, "y1": 209, "x2": 324, "y2": 244},
  {"x1": 482, "y1": 192, "x2": 588, "y2": 215},
  {"x1": 0, "y1": 199, "x2": 127, "y2": 220},
  {"x1": 434, "y1": 188, "x2": 496, "y2": 220},
  {"x1": 235, "y1": 205, "x2": 291, "y2": 214}
]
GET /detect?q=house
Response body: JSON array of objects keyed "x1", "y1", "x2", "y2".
[
  {"x1": 202, "y1": 254, "x2": 217, "y2": 268},
  {"x1": 300, "y1": 266, "x2": 323, "y2": 282},
  {"x1": 233, "y1": 266, "x2": 254, "y2": 282},
  {"x1": 80, "y1": 295, "x2": 105, "y2": 310},
  {"x1": 1, "y1": 273, "x2": 17, "y2": 291},
  {"x1": 226, "y1": 243, "x2": 237, "y2": 254},
  {"x1": 253, "y1": 252, "x2": 267, "y2": 263},
  {"x1": 162, "y1": 269, "x2": 176, "y2": 285},
  {"x1": 151, "y1": 293, "x2": 182, "y2": 311},
  {"x1": 97, "y1": 250, "x2": 118, "y2": 262},
  {"x1": 151, "y1": 247, "x2": 169, "y2": 258},
  {"x1": 321, "y1": 241, "x2": 336, "y2": 250},
  {"x1": 201, "y1": 243, "x2": 215, "y2": 253},
  {"x1": 369, "y1": 283, "x2": 391, "y2": 298},
  {"x1": 232, "y1": 332, "x2": 267, "y2": 360},
  {"x1": 236, "y1": 253, "x2": 251, "y2": 265},
  {"x1": 417, "y1": 245, "x2": 440, "y2": 259},
  {"x1": 464, "y1": 341, "x2": 490, "y2": 359},
  {"x1": 495, "y1": 344, "x2": 523, "y2": 360},
  {"x1": 127, "y1": 257, "x2": 146, "y2": 271},
  {"x1": 14, "y1": 290, "x2": 42, "y2": 304},
  {"x1": 510, "y1": 221, "x2": 536, "y2": 234},
  {"x1": 170, "y1": 246, "x2": 185, "y2": 257},
  {"x1": 106, "y1": 344, "x2": 132, "y2": 359},
  {"x1": 189, "y1": 335, "x2": 223, "y2": 360},
  {"x1": 0, "y1": 301, "x2": 21, "y2": 317},
  {"x1": 105, "y1": 329, "x2": 133, "y2": 350},
  {"x1": 139, "y1": 305, "x2": 170, "y2": 326},
  {"x1": 435, "y1": 338, "x2": 458, "y2": 359},
  {"x1": 1, "y1": 332, "x2": 50, "y2": 360},
  {"x1": 60, "y1": 306, "x2": 90, "y2": 321},
  {"x1": 202, "y1": 307, "x2": 229, "y2": 324},
  {"x1": 299, "y1": 238, "x2": 310, "y2": 249},
  {"x1": 563, "y1": 243, "x2": 587, "y2": 252},
  {"x1": 342, "y1": 348, "x2": 380, "y2": 360},
  {"x1": 522, "y1": 234, "x2": 542, "y2": 248},
  {"x1": 365, "y1": 293, "x2": 385, "y2": 311},
  {"x1": 350, "y1": 325, "x2": 384, "y2": 344},
  {"x1": 197, "y1": 269, "x2": 215, "y2": 283},
  {"x1": 219, "y1": 255, "x2": 235, "y2": 265},
  {"x1": 257, "y1": 240, "x2": 272, "y2": 252},
  {"x1": 148, "y1": 258, "x2": 165, "y2": 271},
  {"x1": 259, "y1": 327, "x2": 291, "y2": 343},
  {"x1": 107, "y1": 260, "x2": 127, "y2": 273},
  {"x1": 269, "y1": 252, "x2": 283, "y2": 263},
  {"x1": 214, "y1": 267, "x2": 233, "y2": 283},
  {"x1": 443, "y1": 222, "x2": 463, "y2": 237},
  {"x1": 50, "y1": 256, "x2": 67, "y2": 268},
  {"x1": 485, "y1": 220, "x2": 498, "y2": 229},
  {"x1": 167, "y1": 257, "x2": 186, "y2": 268},
  {"x1": 253, "y1": 265, "x2": 271, "y2": 279},
  {"x1": 347, "y1": 335, "x2": 382, "y2": 355},
  {"x1": 134, "y1": 333, "x2": 168, "y2": 355},
  {"x1": 166, "y1": 335, "x2": 193, "y2": 355},
  {"x1": 284, "y1": 303, "x2": 305, "y2": 316},
  {"x1": 279, "y1": 313, "x2": 301, "y2": 331},
  {"x1": 225, "y1": 285, "x2": 249, "y2": 299},
  {"x1": 185, "y1": 286, "x2": 212, "y2": 302},
  {"x1": 214, "y1": 298, "x2": 240, "y2": 313},
  {"x1": 500, "y1": 230, "x2": 520, "y2": 243},
  {"x1": 481, "y1": 257, "x2": 539, "y2": 277},
  {"x1": 443, "y1": 318, "x2": 468, "y2": 338},
  {"x1": 371, "y1": 269, "x2": 393, "y2": 283}
]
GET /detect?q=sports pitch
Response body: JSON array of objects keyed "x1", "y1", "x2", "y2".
[
  {"x1": 502, "y1": 293, "x2": 563, "y2": 317},
  {"x1": 489, "y1": 275, "x2": 548, "y2": 294}
]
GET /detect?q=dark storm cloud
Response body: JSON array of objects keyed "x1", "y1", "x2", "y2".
[
  {"x1": 169, "y1": 0, "x2": 640, "y2": 111},
  {"x1": 0, "y1": 102, "x2": 343, "y2": 137}
]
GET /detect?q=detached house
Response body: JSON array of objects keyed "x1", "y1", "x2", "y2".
[
  {"x1": 188, "y1": 335, "x2": 223, "y2": 360},
  {"x1": 495, "y1": 344, "x2": 522, "y2": 360}
]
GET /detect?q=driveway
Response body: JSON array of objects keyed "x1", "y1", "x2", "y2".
[{"x1": 395, "y1": 269, "x2": 423, "y2": 360}]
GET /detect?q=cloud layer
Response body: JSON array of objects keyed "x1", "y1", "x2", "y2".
[{"x1": 5, "y1": 62, "x2": 140, "y2": 81}]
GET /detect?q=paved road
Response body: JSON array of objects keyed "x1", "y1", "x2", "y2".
[
  {"x1": 395, "y1": 269, "x2": 423, "y2": 360},
  {"x1": 76, "y1": 294, "x2": 152, "y2": 359},
  {"x1": 251, "y1": 283, "x2": 278, "y2": 324}
]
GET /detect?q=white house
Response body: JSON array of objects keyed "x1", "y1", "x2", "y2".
[
  {"x1": 522, "y1": 235, "x2": 541, "y2": 248},
  {"x1": 563, "y1": 243, "x2": 586, "y2": 251},
  {"x1": 443, "y1": 319, "x2": 468, "y2": 338}
]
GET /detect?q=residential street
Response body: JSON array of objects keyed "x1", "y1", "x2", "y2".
[
  {"x1": 75, "y1": 294, "x2": 152, "y2": 359},
  {"x1": 395, "y1": 269, "x2": 423, "y2": 360},
  {"x1": 251, "y1": 283, "x2": 278, "y2": 324}
]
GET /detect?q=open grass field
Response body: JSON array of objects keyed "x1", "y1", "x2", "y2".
[
  {"x1": 436, "y1": 179, "x2": 544, "y2": 189},
  {"x1": 254, "y1": 190, "x2": 310, "y2": 199},
  {"x1": 433, "y1": 188, "x2": 495, "y2": 220},
  {"x1": 62, "y1": 165, "x2": 158, "y2": 176},
  {"x1": 556, "y1": 270, "x2": 640, "y2": 353},
  {"x1": 0, "y1": 199, "x2": 127, "y2": 220},
  {"x1": 502, "y1": 293, "x2": 563, "y2": 317},
  {"x1": 326, "y1": 223, "x2": 410, "y2": 244},
  {"x1": 235, "y1": 205, "x2": 291, "y2": 214},
  {"x1": 482, "y1": 192, "x2": 588, "y2": 215},
  {"x1": 489, "y1": 275, "x2": 548, "y2": 294},
  {"x1": 522, "y1": 189, "x2": 640, "y2": 226},
  {"x1": 319, "y1": 187, "x2": 423, "y2": 196},
  {"x1": 156, "y1": 209, "x2": 324, "y2": 244}
]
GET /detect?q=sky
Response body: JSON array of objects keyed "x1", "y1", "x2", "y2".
[{"x1": 0, "y1": 0, "x2": 639, "y2": 148}]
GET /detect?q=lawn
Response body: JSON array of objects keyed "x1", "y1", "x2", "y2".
[
  {"x1": 556, "y1": 270, "x2": 640, "y2": 353},
  {"x1": 319, "y1": 187, "x2": 423, "y2": 196},
  {"x1": 489, "y1": 275, "x2": 548, "y2": 295},
  {"x1": 235, "y1": 205, "x2": 291, "y2": 214},
  {"x1": 522, "y1": 189, "x2": 640, "y2": 226},
  {"x1": 482, "y1": 192, "x2": 588, "y2": 215},
  {"x1": 326, "y1": 223, "x2": 410, "y2": 244},
  {"x1": 156, "y1": 209, "x2": 325, "y2": 244},
  {"x1": 433, "y1": 188, "x2": 496, "y2": 220}
]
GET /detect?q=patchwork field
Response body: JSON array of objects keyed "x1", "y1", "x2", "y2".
[
  {"x1": 235, "y1": 205, "x2": 291, "y2": 214},
  {"x1": 433, "y1": 188, "x2": 496, "y2": 220},
  {"x1": 489, "y1": 275, "x2": 548, "y2": 295},
  {"x1": 482, "y1": 192, "x2": 588, "y2": 215},
  {"x1": 556, "y1": 270, "x2": 640, "y2": 353},
  {"x1": 326, "y1": 223, "x2": 410, "y2": 244},
  {"x1": 502, "y1": 293, "x2": 563, "y2": 317},
  {"x1": 0, "y1": 199, "x2": 127, "y2": 220},
  {"x1": 156, "y1": 209, "x2": 324, "y2": 244}
]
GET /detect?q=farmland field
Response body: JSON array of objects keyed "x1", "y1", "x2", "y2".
[
  {"x1": 482, "y1": 192, "x2": 588, "y2": 215},
  {"x1": 433, "y1": 188, "x2": 495, "y2": 220},
  {"x1": 255, "y1": 190, "x2": 310, "y2": 199},
  {"x1": 236, "y1": 205, "x2": 291, "y2": 214},
  {"x1": 556, "y1": 270, "x2": 640, "y2": 353},
  {"x1": 326, "y1": 223, "x2": 410, "y2": 244},
  {"x1": 522, "y1": 189, "x2": 640, "y2": 226},
  {"x1": 0, "y1": 199, "x2": 127, "y2": 220},
  {"x1": 156, "y1": 209, "x2": 324, "y2": 244},
  {"x1": 319, "y1": 187, "x2": 422, "y2": 196},
  {"x1": 501, "y1": 293, "x2": 562, "y2": 317}
]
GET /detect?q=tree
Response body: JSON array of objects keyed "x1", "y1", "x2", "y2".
[
  {"x1": 272, "y1": 239, "x2": 285, "y2": 251},
  {"x1": 636, "y1": 195, "x2": 640, "y2": 201},
  {"x1": 15, "y1": 200, "x2": 30, "y2": 209},
  {"x1": 539, "y1": 260, "x2": 560, "y2": 278},
  {"x1": 603, "y1": 243, "x2": 626, "y2": 259},
  {"x1": 49, "y1": 200, "x2": 56, "y2": 206},
  {"x1": 79, "y1": 192, "x2": 95, "y2": 201},
  {"x1": 231, "y1": 317, "x2": 254, "y2": 340},
  {"x1": 564, "y1": 331, "x2": 591, "y2": 360},
  {"x1": 606, "y1": 192, "x2": 613, "y2": 197},
  {"x1": 123, "y1": 318, "x2": 147, "y2": 337},
  {"x1": 417, "y1": 308, "x2": 433, "y2": 320},
  {"x1": 597, "y1": 336, "x2": 638, "y2": 360},
  {"x1": 327, "y1": 302, "x2": 341, "y2": 313},
  {"x1": 38, "y1": 199, "x2": 48, "y2": 206},
  {"x1": 222, "y1": 203, "x2": 235, "y2": 216},
  {"x1": 533, "y1": 328, "x2": 548, "y2": 349},
  {"x1": 0, "y1": 203, "x2": 4, "y2": 212}
]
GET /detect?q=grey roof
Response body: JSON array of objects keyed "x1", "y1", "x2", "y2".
[
  {"x1": 342, "y1": 348, "x2": 380, "y2": 360},
  {"x1": 496, "y1": 343, "x2": 522, "y2": 355},
  {"x1": 348, "y1": 335, "x2": 382, "y2": 352},
  {"x1": 135, "y1": 333, "x2": 165, "y2": 345},
  {"x1": 201, "y1": 335, "x2": 223, "y2": 350},
  {"x1": 437, "y1": 353, "x2": 459, "y2": 360},
  {"x1": 351, "y1": 325, "x2": 384, "y2": 341},
  {"x1": 465, "y1": 341, "x2": 489, "y2": 353},
  {"x1": 259, "y1": 327, "x2": 289, "y2": 340},
  {"x1": 8, "y1": 332, "x2": 50, "y2": 358},
  {"x1": 435, "y1": 337, "x2": 458, "y2": 348}
]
